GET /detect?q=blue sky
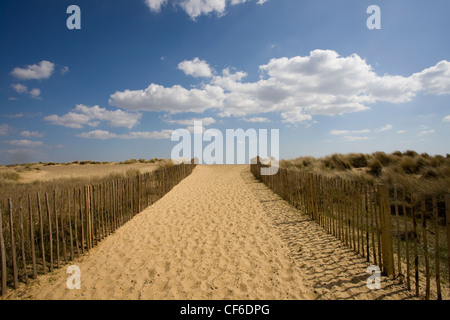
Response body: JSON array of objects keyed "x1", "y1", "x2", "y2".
[{"x1": 1, "y1": 0, "x2": 449, "y2": 164}]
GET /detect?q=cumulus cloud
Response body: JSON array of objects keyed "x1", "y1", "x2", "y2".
[
  {"x1": 145, "y1": 0, "x2": 169, "y2": 12},
  {"x1": 144, "y1": 0, "x2": 265, "y2": 20},
  {"x1": 11, "y1": 83, "x2": 28, "y2": 94},
  {"x1": 178, "y1": 58, "x2": 213, "y2": 78},
  {"x1": 11, "y1": 61, "x2": 55, "y2": 80},
  {"x1": 29, "y1": 88, "x2": 41, "y2": 99},
  {"x1": 413, "y1": 60, "x2": 450, "y2": 95},
  {"x1": 109, "y1": 83, "x2": 225, "y2": 114},
  {"x1": 77, "y1": 129, "x2": 173, "y2": 140},
  {"x1": 11, "y1": 83, "x2": 41, "y2": 99},
  {"x1": 44, "y1": 105, "x2": 141, "y2": 129},
  {"x1": 109, "y1": 50, "x2": 450, "y2": 123},
  {"x1": 443, "y1": 115, "x2": 450, "y2": 122}
]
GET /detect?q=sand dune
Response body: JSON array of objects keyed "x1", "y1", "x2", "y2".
[
  {"x1": 2, "y1": 162, "x2": 160, "y2": 183},
  {"x1": 4, "y1": 165, "x2": 416, "y2": 300}
]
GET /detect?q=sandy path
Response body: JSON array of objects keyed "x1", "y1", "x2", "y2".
[{"x1": 5, "y1": 165, "x2": 316, "y2": 300}]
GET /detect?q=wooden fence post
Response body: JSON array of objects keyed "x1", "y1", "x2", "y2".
[
  {"x1": 411, "y1": 192, "x2": 419, "y2": 297},
  {"x1": 85, "y1": 186, "x2": 91, "y2": 250},
  {"x1": 28, "y1": 194, "x2": 37, "y2": 279},
  {"x1": 19, "y1": 198, "x2": 28, "y2": 283},
  {"x1": 421, "y1": 192, "x2": 430, "y2": 300},
  {"x1": 432, "y1": 194, "x2": 441, "y2": 300},
  {"x1": 446, "y1": 194, "x2": 450, "y2": 291},
  {"x1": 45, "y1": 193, "x2": 53, "y2": 272},
  {"x1": 79, "y1": 188, "x2": 84, "y2": 254},
  {"x1": 53, "y1": 190, "x2": 60, "y2": 269},
  {"x1": 37, "y1": 193, "x2": 46, "y2": 274},
  {"x1": 402, "y1": 189, "x2": 411, "y2": 290},
  {"x1": 138, "y1": 175, "x2": 142, "y2": 212},
  {"x1": 0, "y1": 204, "x2": 7, "y2": 296},
  {"x1": 60, "y1": 191, "x2": 67, "y2": 264},
  {"x1": 377, "y1": 185, "x2": 394, "y2": 277},
  {"x1": 8, "y1": 198, "x2": 19, "y2": 288},
  {"x1": 67, "y1": 190, "x2": 74, "y2": 261},
  {"x1": 308, "y1": 173, "x2": 318, "y2": 221}
]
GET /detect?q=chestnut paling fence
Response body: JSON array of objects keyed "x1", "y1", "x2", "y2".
[
  {"x1": 251, "y1": 159, "x2": 450, "y2": 300},
  {"x1": 0, "y1": 163, "x2": 196, "y2": 296}
]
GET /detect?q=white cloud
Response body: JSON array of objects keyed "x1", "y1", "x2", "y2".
[
  {"x1": 11, "y1": 83, "x2": 28, "y2": 94},
  {"x1": 280, "y1": 110, "x2": 312, "y2": 123},
  {"x1": 77, "y1": 129, "x2": 173, "y2": 140},
  {"x1": 20, "y1": 131, "x2": 44, "y2": 138},
  {"x1": 109, "y1": 50, "x2": 450, "y2": 123},
  {"x1": 343, "y1": 136, "x2": 369, "y2": 142},
  {"x1": 330, "y1": 130, "x2": 350, "y2": 135},
  {"x1": 418, "y1": 129, "x2": 435, "y2": 136},
  {"x1": 352, "y1": 129, "x2": 371, "y2": 134},
  {"x1": 44, "y1": 112, "x2": 92, "y2": 129},
  {"x1": 145, "y1": 0, "x2": 169, "y2": 12},
  {"x1": 178, "y1": 57, "x2": 213, "y2": 78},
  {"x1": 180, "y1": 0, "x2": 228, "y2": 19},
  {"x1": 7, "y1": 140, "x2": 44, "y2": 148},
  {"x1": 242, "y1": 117, "x2": 270, "y2": 123},
  {"x1": 11, "y1": 61, "x2": 55, "y2": 80},
  {"x1": 76, "y1": 130, "x2": 118, "y2": 140},
  {"x1": 45, "y1": 105, "x2": 141, "y2": 129},
  {"x1": 397, "y1": 130, "x2": 406, "y2": 134},
  {"x1": 29, "y1": 88, "x2": 41, "y2": 99},
  {"x1": 163, "y1": 116, "x2": 216, "y2": 126},
  {"x1": 122, "y1": 130, "x2": 173, "y2": 139},
  {"x1": 443, "y1": 115, "x2": 450, "y2": 122},
  {"x1": 375, "y1": 124, "x2": 392, "y2": 132},
  {"x1": 109, "y1": 83, "x2": 225, "y2": 114},
  {"x1": 145, "y1": 0, "x2": 266, "y2": 19},
  {"x1": 60, "y1": 66, "x2": 69, "y2": 75},
  {"x1": 11, "y1": 84, "x2": 41, "y2": 99},
  {"x1": 413, "y1": 60, "x2": 450, "y2": 95},
  {"x1": 186, "y1": 124, "x2": 207, "y2": 133},
  {"x1": 330, "y1": 129, "x2": 370, "y2": 135}
]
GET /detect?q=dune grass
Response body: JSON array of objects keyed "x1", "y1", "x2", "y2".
[{"x1": 280, "y1": 150, "x2": 450, "y2": 197}]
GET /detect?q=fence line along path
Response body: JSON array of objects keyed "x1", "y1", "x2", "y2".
[
  {"x1": 0, "y1": 163, "x2": 195, "y2": 296},
  {"x1": 2, "y1": 165, "x2": 317, "y2": 300},
  {"x1": 251, "y1": 157, "x2": 450, "y2": 300}
]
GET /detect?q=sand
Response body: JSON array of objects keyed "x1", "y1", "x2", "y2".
[
  {"x1": 3, "y1": 165, "x2": 416, "y2": 300},
  {"x1": 4, "y1": 165, "x2": 315, "y2": 300}
]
